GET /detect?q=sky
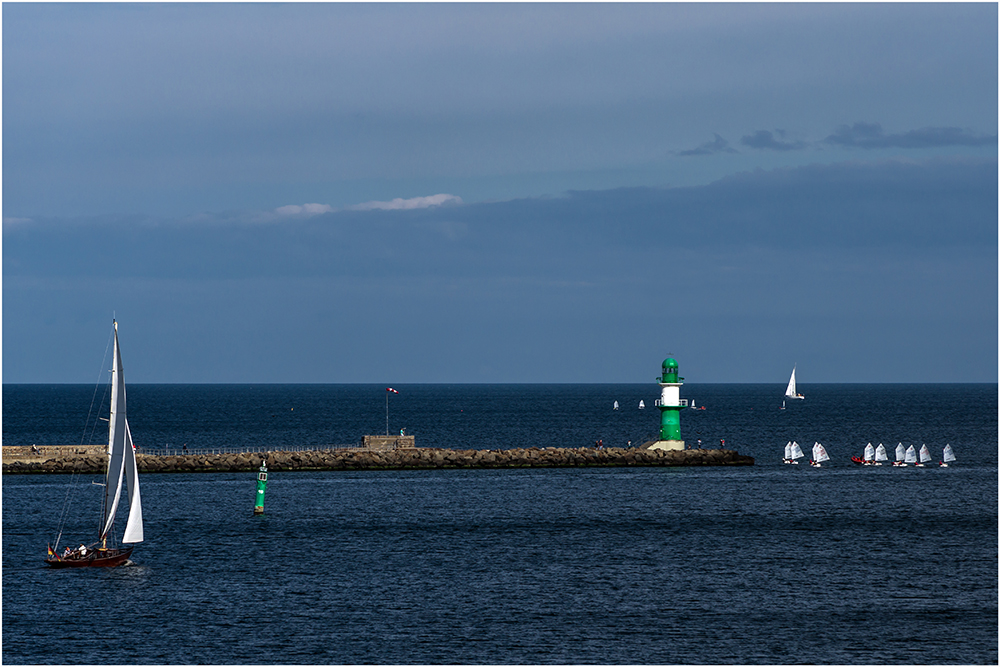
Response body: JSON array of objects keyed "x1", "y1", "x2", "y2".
[{"x1": 2, "y1": 3, "x2": 997, "y2": 384}]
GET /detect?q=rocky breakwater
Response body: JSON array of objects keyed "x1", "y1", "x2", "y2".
[{"x1": 3, "y1": 446, "x2": 752, "y2": 474}]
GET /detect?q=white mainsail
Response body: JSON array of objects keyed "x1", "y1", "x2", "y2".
[
  {"x1": 895, "y1": 443, "x2": 906, "y2": 462},
  {"x1": 875, "y1": 444, "x2": 888, "y2": 462},
  {"x1": 790, "y1": 442, "x2": 804, "y2": 460},
  {"x1": 638, "y1": 400, "x2": 644, "y2": 409},
  {"x1": 942, "y1": 444, "x2": 956, "y2": 463},
  {"x1": 100, "y1": 322, "x2": 143, "y2": 544},
  {"x1": 863, "y1": 443, "x2": 875, "y2": 462},
  {"x1": 784, "y1": 441, "x2": 793, "y2": 460},
  {"x1": 904, "y1": 445, "x2": 917, "y2": 464},
  {"x1": 919, "y1": 444, "x2": 932, "y2": 464},
  {"x1": 785, "y1": 366, "x2": 804, "y2": 399},
  {"x1": 613, "y1": 401, "x2": 619, "y2": 410}
]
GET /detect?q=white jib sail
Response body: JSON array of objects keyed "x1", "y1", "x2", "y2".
[
  {"x1": 943, "y1": 444, "x2": 956, "y2": 463},
  {"x1": 875, "y1": 444, "x2": 888, "y2": 461},
  {"x1": 790, "y1": 442, "x2": 804, "y2": 460},
  {"x1": 919, "y1": 444, "x2": 932, "y2": 463},
  {"x1": 895, "y1": 443, "x2": 906, "y2": 461},
  {"x1": 122, "y1": 421, "x2": 144, "y2": 543},
  {"x1": 815, "y1": 443, "x2": 830, "y2": 463},
  {"x1": 100, "y1": 322, "x2": 143, "y2": 543},
  {"x1": 864, "y1": 443, "x2": 875, "y2": 461},
  {"x1": 785, "y1": 367, "x2": 797, "y2": 399},
  {"x1": 904, "y1": 445, "x2": 917, "y2": 463}
]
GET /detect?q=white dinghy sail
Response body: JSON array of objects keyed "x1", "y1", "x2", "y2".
[
  {"x1": 863, "y1": 443, "x2": 876, "y2": 463},
  {"x1": 811, "y1": 442, "x2": 830, "y2": 467},
  {"x1": 941, "y1": 444, "x2": 956, "y2": 466},
  {"x1": 874, "y1": 443, "x2": 888, "y2": 465},
  {"x1": 789, "y1": 441, "x2": 804, "y2": 464},
  {"x1": 904, "y1": 445, "x2": 918, "y2": 465},
  {"x1": 918, "y1": 444, "x2": 932, "y2": 466},
  {"x1": 894, "y1": 443, "x2": 907, "y2": 466}
]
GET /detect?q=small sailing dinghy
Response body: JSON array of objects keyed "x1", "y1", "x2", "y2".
[
  {"x1": 613, "y1": 401, "x2": 619, "y2": 410},
  {"x1": 917, "y1": 444, "x2": 932, "y2": 467},
  {"x1": 874, "y1": 443, "x2": 888, "y2": 466},
  {"x1": 904, "y1": 445, "x2": 918, "y2": 466},
  {"x1": 851, "y1": 443, "x2": 875, "y2": 466},
  {"x1": 784, "y1": 365, "x2": 805, "y2": 400},
  {"x1": 811, "y1": 442, "x2": 830, "y2": 467},
  {"x1": 783, "y1": 441, "x2": 793, "y2": 463},
  {"x1": 45, "y1": 321, "x2": 143, "y2": 568},
  {"x1": 893, "y1": 442, "x2": 907, "y2": 467},
  {"x1": 638, "y1": 400, "x2": 645, "y2": 409},
  {"x1": 788, "y1": 441, "x2": 804, "y2": 465},
  {"x1": 940, "y1": 444, "x2": 956, "y2": 467}
]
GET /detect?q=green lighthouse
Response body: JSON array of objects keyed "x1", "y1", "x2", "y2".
[{"x1": 649, "y1": 357, "x2": 686, "y2": 451}]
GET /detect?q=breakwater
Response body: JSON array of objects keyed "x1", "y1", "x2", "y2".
[{"x1": 2, "y1": 446, "x2": 753, "y2": 474}]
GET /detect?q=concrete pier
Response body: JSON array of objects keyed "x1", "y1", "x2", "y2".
[{"x1": 3, "y1": 445, "x2": 753, "y2": 474}]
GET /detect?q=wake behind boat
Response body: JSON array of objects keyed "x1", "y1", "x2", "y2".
[{"x1": 45, "y1": 320, "x2": 144, "y2": 568}]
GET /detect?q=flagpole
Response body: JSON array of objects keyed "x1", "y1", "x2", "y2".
[{"x1": 386, "y1": 390, "x2": 389, "y2": 436}]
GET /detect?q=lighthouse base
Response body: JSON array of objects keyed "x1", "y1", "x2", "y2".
[{"x1": 644, "y1": 440, "x2": 685, "y2": 452}]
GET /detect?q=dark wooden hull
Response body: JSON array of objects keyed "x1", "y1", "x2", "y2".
[{"x1": 45, "y1": 546, "x2": 134, "y2": 568}]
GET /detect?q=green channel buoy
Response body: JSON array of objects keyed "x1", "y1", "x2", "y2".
[{"x1": 253, "y1": 461, "x2": 268, "y2": 515}]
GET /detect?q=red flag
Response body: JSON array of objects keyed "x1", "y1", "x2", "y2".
[{"x1": 386, "y1": 388, "x2": 399, "y2": 394}]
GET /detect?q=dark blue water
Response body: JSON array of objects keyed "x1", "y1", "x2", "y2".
[{"x1": 3, "y1": 384, "x2": 997, "y2": 664}]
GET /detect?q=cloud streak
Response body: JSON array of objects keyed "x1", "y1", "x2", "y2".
[
  {"x1": 349, "y1": 194, "x2": 463, "y2": 211},
  {"x1": 740, "y1": 129, "x2": 807, "y2": 151},
  {"x1": 824, "y1": 122, "x2": 997, "y2": 149},
  {"x1": 677, "y1": 133, "x2": 739, "y2": 156}
]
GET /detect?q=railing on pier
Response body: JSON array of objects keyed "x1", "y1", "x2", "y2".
[{"x1": 142, "y1": 443, "x2": 363, "y2": 457}]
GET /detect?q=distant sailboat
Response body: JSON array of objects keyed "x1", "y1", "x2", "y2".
[
  {"x1": 893, "y1": 442, "x2": 907, "y2": 467},
  {"x1": 864, "y1": 443, "x2": 875, "y2": 464},
  {"x1": 785, "y1": 365, "x2": 805, "y2": 400},
  {"x1": 940, "y1": 444, "x2": 956, "y2": 467},
  {"x1": 789, "y1": 441, "x2": 804, "y2": 465},
  {"x1": 783, "y1": 441, "x2": 793, "y2": 463},
  {"x1": 874, "y1": 443, "x2": 888, "y2": 466},
  {"x1": 904, "y1": 445, "x2": 917, "y2": 465},
  {"x1": 613, "y1": 401, "x2": 619, "y2": 410},
  {"x1": 638, "y1": 400, "x2": 645, "y2": 409},
  {"x1": 918, "y1": 444, "x2": 932, "y2": 467},
  {"x1": 811, "y1": 442, "x2": 830, "y2": 467}
]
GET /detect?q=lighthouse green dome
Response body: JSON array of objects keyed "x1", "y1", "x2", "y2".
[{"x1": 661, "y1": 357, "x2": 679, "y2": 383}]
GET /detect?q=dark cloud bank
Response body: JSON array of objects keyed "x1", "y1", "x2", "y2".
[{"x1": 4, "y1": 158, "x2": 996, "y2": 383}]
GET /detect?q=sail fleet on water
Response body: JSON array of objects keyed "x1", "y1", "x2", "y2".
[{"x1": 782, "y1": 440, "x2": 957, "y2": 467}]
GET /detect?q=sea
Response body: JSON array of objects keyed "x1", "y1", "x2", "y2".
[{"x1": 2, "y1": 383, "x2": 997, "y2": 665}]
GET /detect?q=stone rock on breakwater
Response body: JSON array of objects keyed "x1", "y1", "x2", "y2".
[{"x1": 2, "y1": 447, "x2": 752, "y2": 474}]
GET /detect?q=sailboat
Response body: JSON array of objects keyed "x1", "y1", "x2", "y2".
[
  {"x1": 638, "y1": 400, "x2": 645, "y2": 409},
  {"x1": 917, "y1": 444, "x2": 932, "y2": 467},
  {"x1": 940, "y1": 444, "x2": 956, "y2": 467},
  {"x1": 784, "y1": 365, "x2": 805, "y2": 400},
  {"x1": 904, "y1": 445, "x2": 917, "y2": 465},
  {"x1": 45, "y1": 321, "x2": 143, "y2": 568},
  {"x1": 874, "y1": 443, "x2": 888, "y2": 466},
  {"x1": 788, "y1": 441, "x2": 804, "y2": 465},
  {"x1": 851, "y1": 442, "x2": 875, "y2": 466},
  {"x1": 613, "y1": 401, "x2": 619, "y2": 410},
  {"x1": 811, "y1": 442, "x2": 830, "y2": 467},
  {"x1": 893, "y1": 442, "x2": 907, "y2": 467},
  {"x1": 783, "y1": 441, "x2": 793, "y2": 463}
]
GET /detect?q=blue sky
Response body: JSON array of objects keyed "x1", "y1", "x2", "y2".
[{"x1": 3, "y1": 3, "x2": 997, "y2": 383}]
